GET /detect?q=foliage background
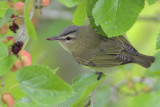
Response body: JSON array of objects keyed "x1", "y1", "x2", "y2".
[{"x1": 0, "y1": 0, "x2": 160, "y2": 107}]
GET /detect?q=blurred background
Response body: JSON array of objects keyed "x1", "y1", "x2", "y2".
[{"x1": 3, "y1": 0, "x2": 160, "y2": 107}]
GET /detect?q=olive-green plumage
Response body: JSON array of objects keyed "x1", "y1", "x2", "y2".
[{"x1": 47, "y1": 25, "x2": 155, "y2": 69}]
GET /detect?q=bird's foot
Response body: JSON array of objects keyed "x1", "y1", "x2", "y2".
[{"x1": 97, "y1": 72, "x2": 103, "y2": 80}]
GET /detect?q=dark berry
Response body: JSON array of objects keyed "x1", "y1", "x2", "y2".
[
  {"x1": 9, "y1": 21, "x2": 19, "y2": 33},
  {"x1": 12, "y1": 41, "x2": 24, "y2": 54},
  {"x1": 11, "y1": 14, "x2": 17, "y2": 18}
]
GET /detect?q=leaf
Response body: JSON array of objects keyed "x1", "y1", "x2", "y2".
[
  {"x1": 24, "y1": 0, "x2": 37, "y2": 40},
  {"x1": 71, "y1": 74, "x2": 106, "y2": 106},
  {"x1": 153, "y1": 79, "x2": 160, "y2": 91},
  {"x1": 72, "y1": 0, "x2": 87, "y2": 26},
  {"x1": 128, "y1": 92, "x2": 160, "y2": 107},
  {"x1": 94, "y1": 85, "x2": 111, "y2": 107},
  {"x1": 147, "y1": 0, "x2": 158, "y2": 5},
  {"x1": 86, "y1": 0, "x2": 106, "y2": 36},
  {"x1": 15, "y1": 102, "x2": 38, "y2": 107},
  {"x1": 156, "y1": 33, "x2": 160, "y2": 49},
  {"x1": 57, "y1": 0, "x2": 79, "y2": 7},
  {"x1": 59, "y1": 72, "x2": 106, "y2": 107},
  {"x1": 17, "y1": 65, "x2": 74, "y2": 105},
  {"x1": 0, "y1": 55, "x2": 17, "y2": 76},
  {"x1": 0, "y1": 42, "x2": 8, "y2": 60},
  {"x1": 0, "y1": 1, "x2": 8, "y2": 17},
  {"x1": 0, "y1": 9, "x2": 13, "y2": 27},
  {"x1": 5, "y1": 39, "x2": 15, "y2": 47},
  {"x1": 92, "y1": 0, "x2": 144, "y2": 37}
]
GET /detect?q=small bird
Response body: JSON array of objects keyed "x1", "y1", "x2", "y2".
[{"x1": 47, "y1": 25, "x2": 155, "y2": 79}]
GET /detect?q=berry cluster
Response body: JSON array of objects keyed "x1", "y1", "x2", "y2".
[
  {"x1": 9, "y1": 21, "x2": 19, "y2": 33},
  {"x1": 11, "y1": 41, "x2": 24, "y2": 54}
]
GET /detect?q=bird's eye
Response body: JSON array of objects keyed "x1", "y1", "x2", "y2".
[{"x1": 66, "y1": 37, "x2": 71, "y2": 40}]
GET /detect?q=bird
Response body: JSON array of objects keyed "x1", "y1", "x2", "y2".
[{"x1": 47, "y1": 25, "x2": 155, "y2": 80}]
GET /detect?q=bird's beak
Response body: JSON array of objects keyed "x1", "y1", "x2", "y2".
[{"x1": 46, "y1": 35, "x2": 60, "y2": 41}]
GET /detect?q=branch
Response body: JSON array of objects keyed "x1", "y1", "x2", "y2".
[{"x1": 138, "y1": 15, "x2": 160, "y2": 22}]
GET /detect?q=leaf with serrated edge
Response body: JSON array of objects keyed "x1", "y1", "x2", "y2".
[
  {"x1": 70, "y1": 74, "x2": 106, "y2": 107},
  {"x1": 93, "y1": 0, "x2": 144, "y2": 37},
  {"x1": 17, "y1": 65, "x2": 74, "y2": 105}
]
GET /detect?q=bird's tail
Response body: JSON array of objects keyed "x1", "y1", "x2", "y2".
[{"x1": 135, "y1": 54, "x2": 155, "y2": 68}]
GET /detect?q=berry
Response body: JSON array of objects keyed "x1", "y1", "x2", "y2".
[
  {"x1": 11, "y1": 41, "x2": 23, "y2": 54},
  {"x1": 2, "y1": 36, "x2": 15, "y2": 45},
  {"x1": 1, "y1": 93, "x2": 14, "y2": 107},
  {"x1": 11, "y1": 56, "x2": 31, "y2": 72},
  {"x1": 18, "y1": 50, "x2": 31, "y2": 61},
  {"x1": 0, "y1": 23, "x2": 8, "y2": 34},
  {"x1": 7, "y1": 36, "x2": 15, "y2": 43},
  {"x1": 41, "y1": 0, "x2": 50, "y2": 6},
  {"x1": 14, "y1": 2, "x2": 24, "y2": 14},
  {"x1": 9, "y1": 21, "x2": 19, "y2": 33},
  {"x1": 10, "y1": 14, "x2": 17, "y2": 18}
]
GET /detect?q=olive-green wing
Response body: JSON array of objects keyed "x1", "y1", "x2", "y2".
[
  {"x1": 72, "y1": 38, "x2": 125, "y2": 67},
  {"x1": 116, "y1": 36, "x2": 138, "y2": 55},
  {"x1": 73, "y1": 36, "x2": 137, "y2": 67}
]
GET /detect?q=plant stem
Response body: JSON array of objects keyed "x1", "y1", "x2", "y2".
[{"x1": 90, "y1": 89, "x2": 96, "y2": 107}]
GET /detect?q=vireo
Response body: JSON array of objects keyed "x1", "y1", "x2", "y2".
[{"x1": 47, "y1": 25, "x2": 155, "y2": 79}]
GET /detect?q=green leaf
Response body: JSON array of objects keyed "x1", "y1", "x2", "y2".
[
  {"x1": 5, "y1": 39, "x2": 15, "y2": 47},
  {"x1": 24, "y1": 0, "x2": 37, "y2": 40},
  {"x1": 0, "y1": 1, "x2": 8, "y2": 17},
  {"x1": 156, "y1": 33, "x2": 160, "y2": 49},
  {"x1": 17, "y1": 65, "x2": 74, "y2": 105},
  {"x1": 153, "y1": 79, "x2": 160, "y2": 91},
  {"x1": 147, "y1": 0, "x2": 158, "y2": 5},
  {"x1": 0, "y1": 9, "x2": 13, "y2": 27},
  {"x1": 15, "y1": 102, "x2": 39, "y2": 107},
  {"x1": 72, "y1": 0, "x2": 87, "y2": 26},
  {"x1": 71, "y1": 74, "x2": 106, "y2": 106},
  {"x1": 128, "y1": 92, "x2": 160, "y2": 107},
  {"x1": 92, "y1": 0, "x2": 144, "y2": 37},
  {"x1": 94, "y1": 85, "x2": 111, "y2": 107},
  {"x1": 0, "y1": 55, "x2": 17, "y2": 76},
  {"x1": 0, "y1": 42, "x2": 8, "y2": 60},
  {"x1": 57, "y1": 0, "x2": 79, "y2": 7},
  {"x1": 86, "y1": 0, "x2": 106, "y2": 36},
  {"x1": 59, "y1": 72, "x2": 106, "y2": 107}
]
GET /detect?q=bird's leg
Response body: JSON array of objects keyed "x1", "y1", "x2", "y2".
[{"x1": 97, "y1": 72, "x2": 103, "y2": 80}]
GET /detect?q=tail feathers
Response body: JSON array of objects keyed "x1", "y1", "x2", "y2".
[{"x1": 135, "y1": 54, "x2": 155, "y2": 68}]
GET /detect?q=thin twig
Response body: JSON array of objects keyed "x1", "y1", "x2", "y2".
[
  {"x1": 90, "y1": 89, "x2": 96, "y2": 107},
  {"x1": 138, "y1": 16, "x2": 160, "y2": 22}
]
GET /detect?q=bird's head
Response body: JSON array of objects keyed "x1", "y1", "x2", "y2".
[{"x1": 47, "y1": 25, "x2": 80, "y2": 52}]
